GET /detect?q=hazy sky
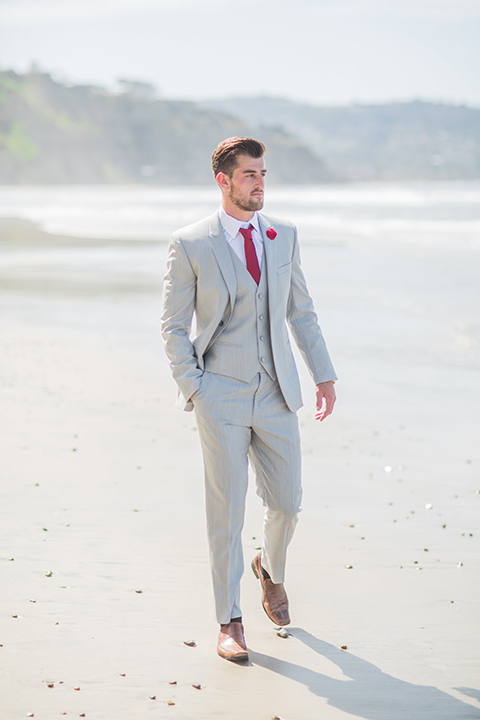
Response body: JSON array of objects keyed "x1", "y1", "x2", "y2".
[{"x1": 1, "y1": 0, "x2": 479, "y2": 106}]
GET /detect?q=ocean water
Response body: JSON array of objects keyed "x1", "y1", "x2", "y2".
[
  {"x1": 0, "y1": 183, "x2": 479, "y2": 380},
  {"x1": 1, "y1": 182, "x2": 480, "y2": 248}
]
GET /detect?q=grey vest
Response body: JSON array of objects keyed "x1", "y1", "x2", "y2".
[{"x1": 203, "y1": 248, "x2": 276, "y2": 383}]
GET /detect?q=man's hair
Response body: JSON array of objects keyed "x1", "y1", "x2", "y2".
[{"x1": 212, "y1": 137, "x2": 266, "y2": 178}]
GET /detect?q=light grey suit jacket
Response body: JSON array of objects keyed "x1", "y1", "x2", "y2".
[{"x1": 161, "y1": 210, "x2": 337, "y2": 412}]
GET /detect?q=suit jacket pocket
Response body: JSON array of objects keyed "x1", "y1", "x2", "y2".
[
  {"x1": 277, "y1": 261, "x2": 292, "y2": 275},
  {"x1": 211, "y1": 339, "x2": 241, "y2": 347}
]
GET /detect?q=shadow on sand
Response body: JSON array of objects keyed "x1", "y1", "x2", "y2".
[{"x1": 249, "y1": 629, "x2": 479, "y2": 720}]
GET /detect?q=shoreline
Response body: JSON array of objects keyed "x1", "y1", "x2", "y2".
[{"x1": 0, "y1": 216, "x2": 167, "y2": 247}]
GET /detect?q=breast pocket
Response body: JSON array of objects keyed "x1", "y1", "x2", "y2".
[{"x1": 277, "y1": 261, "x2": 292, "y2": 276}]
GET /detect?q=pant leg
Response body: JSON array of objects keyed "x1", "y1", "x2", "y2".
[
  {"x1": 248, "y1": 373, "x2": 302, "y2": 584},
  {"x1": 193, "y1": 371, "x2": 257, "y2": 624}
]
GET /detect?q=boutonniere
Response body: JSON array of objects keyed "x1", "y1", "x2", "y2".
[{"x1": 266, "y1": 227, "x2": 277, "y2": 240}]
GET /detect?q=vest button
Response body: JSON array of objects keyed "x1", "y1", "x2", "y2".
[
  {"x1": 258, "y1": 293, "x2": 263, "y2": 299},
  {"x1": 260, "y1": 335, "x2": 265, "y2": 341},
  {"x1": 260, "y1": 357, "x2": 266, "y2": 363},
  {"x1": 259, "y1": 314, "x2": 264, "y2": 321}
]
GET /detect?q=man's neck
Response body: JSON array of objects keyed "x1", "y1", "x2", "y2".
[{"x1": 221, "y1": 201, "x2": 255, "y2": 222}]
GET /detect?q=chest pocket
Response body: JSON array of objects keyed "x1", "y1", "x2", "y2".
[{"x1": 277, "y1": 261, "x2": 292, "y2": 275}]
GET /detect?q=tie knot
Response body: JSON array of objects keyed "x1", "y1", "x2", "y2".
[{"x1": 239, "y1": 224, "x2": 254, "y2": 241}]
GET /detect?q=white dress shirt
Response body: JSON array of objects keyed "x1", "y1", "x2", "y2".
[{"x1": 219, "y1": 206, "x2": 264, "y2": 273}]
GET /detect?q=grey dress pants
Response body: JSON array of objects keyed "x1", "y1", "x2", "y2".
[{"x1": 192, "y1": 369, "x2": 302, "y2": 625}]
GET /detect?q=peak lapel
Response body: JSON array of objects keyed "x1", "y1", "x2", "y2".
[
  {"x1": 207, "y1": 212, "x2": 237, "y2": 309},
  {"x1": 259, "y1": 213, "x2": 278, "y2": 311}
]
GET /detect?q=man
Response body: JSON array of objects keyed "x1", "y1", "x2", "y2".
[{"x1": 161, "y1": 137, "x2": 336, "y2": 662}]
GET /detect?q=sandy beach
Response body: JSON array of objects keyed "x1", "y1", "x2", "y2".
[{"x1": 1, "y1": 208, "x2": 479, "y2": 719}]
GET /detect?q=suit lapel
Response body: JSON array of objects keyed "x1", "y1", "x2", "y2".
[
  {"x1": 207, "y1": 211, "x2": 237, "y2": 311},
  {"x1": 259, "y1": 213, "x2": 278, "y2": 315}
]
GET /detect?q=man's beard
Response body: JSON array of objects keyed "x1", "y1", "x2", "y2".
[{"x1": 229, "y1": 186, "x2": 264, "y2": 212}]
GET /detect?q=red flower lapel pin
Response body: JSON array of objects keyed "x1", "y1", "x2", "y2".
[{"x1": 266, "y1": 227, "x2": 277, "y2": 240}]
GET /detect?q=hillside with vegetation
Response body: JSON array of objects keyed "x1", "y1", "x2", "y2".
[
  {"x1": 0, "y1": 71, "x2": 332, "y2": 185},
  {"x1": 2, "y1": 70, "x2": 479, "y2": 185}
]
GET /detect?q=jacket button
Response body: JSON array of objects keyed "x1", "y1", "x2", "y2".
[
  {"x1": 259, "y1": 314, "x2": 264, "y2": 321},
  {"x1": 219, "y1": 321, "x2": 224, "y2": 326}
]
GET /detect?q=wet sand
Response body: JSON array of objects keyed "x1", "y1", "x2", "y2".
[{"x1": 1, "y1": 217, "x2": 479, "y2": 719}]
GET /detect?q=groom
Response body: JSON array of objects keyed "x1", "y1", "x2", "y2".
[{"x1": 161, "y1": 137, "x2": 337, "y2": 662}]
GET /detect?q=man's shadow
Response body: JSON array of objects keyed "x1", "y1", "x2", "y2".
[{"x1": 249, "y1": 628, "x2": 479, "y2": 720}]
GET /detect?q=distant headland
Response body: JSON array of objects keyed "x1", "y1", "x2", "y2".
[{"x1": 1, "y1": 70, "x2": 479, "y2": 185}]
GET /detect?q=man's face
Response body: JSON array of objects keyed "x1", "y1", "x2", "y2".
[{"x1": 225, "y1": 155, "x2": 267, "y2": 212}]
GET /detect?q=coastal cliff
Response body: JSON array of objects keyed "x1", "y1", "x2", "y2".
[
  {"x1": 0, "y1": 71, "x2": 332, "y2": 185},
  {"x1": 2, "y1": 70, "x2": 479, "y2": 185}
]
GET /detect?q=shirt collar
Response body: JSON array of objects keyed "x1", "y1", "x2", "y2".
[{"x1": 219, "y1": 206, "x2": 261, "y2": 239}]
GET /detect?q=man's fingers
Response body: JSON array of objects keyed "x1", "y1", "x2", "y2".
[
  {"x1": 315, "y1": 408, "x2": 325, "y2": 421},
  {"x1": 315, "y1": 389, "x2": 336, "y2": 421},
  {"x1": 321, "y1": 398, "x2": 334, "y2": 420}
]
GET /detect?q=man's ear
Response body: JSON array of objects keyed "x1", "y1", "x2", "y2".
[{"x1": 216, "y1": 171, "x2": 230, "y2": 190}]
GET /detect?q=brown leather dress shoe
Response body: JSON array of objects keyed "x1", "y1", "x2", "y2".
[
  {"x1": 217, "y1": 622, "x2": 249, "y2": 662},
  {"x1": 251, "y1": 552, "x2": 290, "y2": 626}
]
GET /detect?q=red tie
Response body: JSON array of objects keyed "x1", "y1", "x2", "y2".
[{"x1": 239, "y1": 224, "x2": 260, "y2": 285}]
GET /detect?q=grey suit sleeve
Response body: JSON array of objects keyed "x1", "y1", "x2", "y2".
[
  {"x1": 286, "y1": 227, "x2": 337, "y2": 385},
  {"x1": 161, "y1": 235, "x2": 203, "y2": 404}
]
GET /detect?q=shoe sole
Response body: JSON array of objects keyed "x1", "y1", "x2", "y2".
[
  {"x1": 218, "y1": 651, "x2": 249, "y2": 663},
  {"x1": 217, "y1": 645, "x2": 249, "y2": 662}
]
